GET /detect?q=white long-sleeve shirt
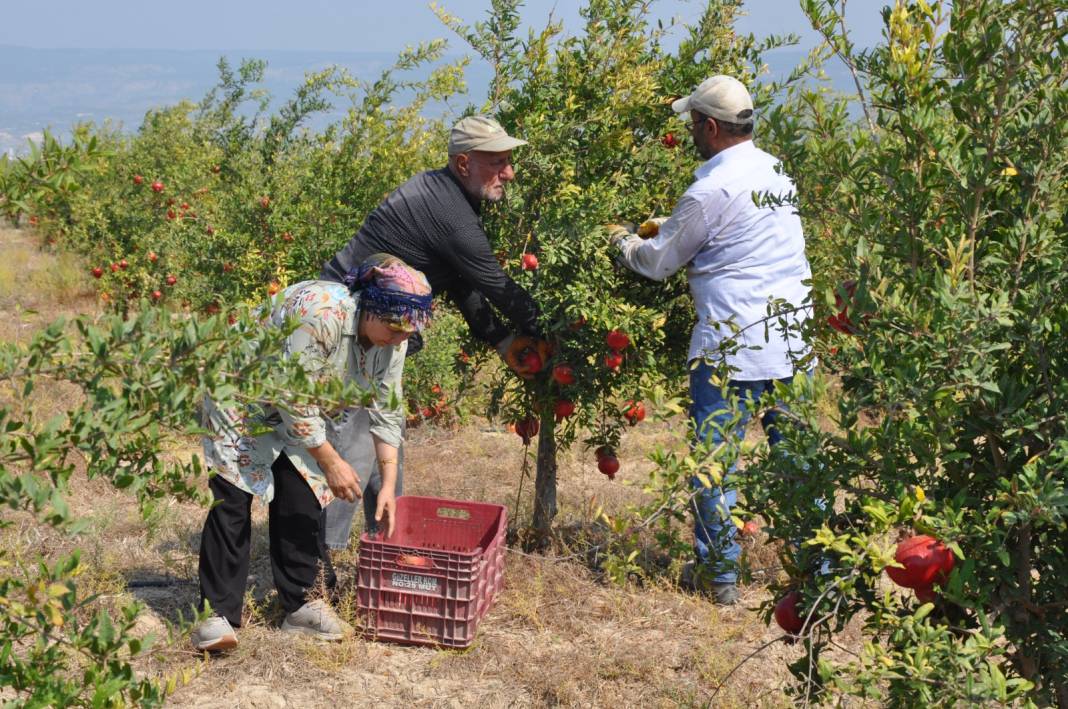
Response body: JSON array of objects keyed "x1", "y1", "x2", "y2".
[{"x1": 617, "y1": 141, "x2": 812, "y2": 380}]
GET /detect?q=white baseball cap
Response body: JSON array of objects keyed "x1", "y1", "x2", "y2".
[
  {"x1": 448, "y1": 115, "x2": 528, "y2": 155},
  {"x1": 671, "y1": 75, "x2": 754, "y2": 124}
]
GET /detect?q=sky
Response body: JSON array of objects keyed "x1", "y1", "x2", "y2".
[
  {"x1": 1, "y1": 0, "x2": 889, "y2": 156},
  {"x1": 0, "y1": 0, "x2": 889, "y2": 52}
]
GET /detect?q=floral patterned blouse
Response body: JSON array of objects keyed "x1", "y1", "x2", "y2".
[{"x1": 201, "y1": 280, "x2": 406, "y2": 507}]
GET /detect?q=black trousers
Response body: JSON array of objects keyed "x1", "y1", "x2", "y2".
[{"x1": 198, "y1": 454, "x2": 336, "y2": 626}]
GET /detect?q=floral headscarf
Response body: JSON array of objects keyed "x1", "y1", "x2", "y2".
[{"x1": 343, "y1": 253, "x2": 433, "y2": 333}]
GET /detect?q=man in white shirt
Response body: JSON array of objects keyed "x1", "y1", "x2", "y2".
[{"x1": 611, "y1": 75, "x2": 813, "y2": 604}]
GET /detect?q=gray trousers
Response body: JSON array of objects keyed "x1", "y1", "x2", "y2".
[{"x1": 322, "y1": 409, "x2": 404, "y2": 550}]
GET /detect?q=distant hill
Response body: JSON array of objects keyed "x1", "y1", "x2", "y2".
[
  {"x1": 0, "y1": 46, "x2": 422, "y2": 156},
  {"x1": 0, "y1": 44, "x2": 861, "y2": 157}
]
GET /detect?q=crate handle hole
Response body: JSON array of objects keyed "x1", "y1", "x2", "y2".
[
  {"x1": 397, "y1": 554, "x2": 435, "y2": 569},
  {"x1": 436, "y1": 507, "x2": 471, "y2": 520}
]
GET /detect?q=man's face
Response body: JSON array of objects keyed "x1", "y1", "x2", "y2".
[
  {"x1": 459, "y1": 150, "x2": 515, "y2": 202},
  {"x1": 689, "y1": 110, "x2": 715, "y2": 160}
]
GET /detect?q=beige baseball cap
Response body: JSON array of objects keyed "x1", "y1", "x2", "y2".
[
  {"x1": 448, "y1": 115, "x2": 528, "y2": 155},
  {"x1": 671, "y1": 75, "x2": 754, "y2": 124}
]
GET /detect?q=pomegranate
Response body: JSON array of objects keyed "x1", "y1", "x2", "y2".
[
  {"x1": 885, "y1": 534, "x2": 955, "y2": 590},
  {"x1": 604, "y1": 351, "x2": 623, "y2": 370},
  {"x1": 623, "y1": 400, "x2": 646, "y2": 426},
  {"x1": 521, "y1": 253, "x2": 539, "y2": 270},
  {"x1": 520, "y1": 349, "x2": 543, "y2": 374},
  {"x1": 605, "y1": 330, "x2": 630, "y2": 350},
  {"x1": 514, "y1": 417, "x2": 540, "y2": 445},
  {"x1": 552, "y1": 363, "x2": 576, "y2": 386},
  {"x1": 553, "y1": 399, "x2": 576, "y2": 422},
  {"x1": 773, "y1": 589, "x2": 803, "y2": 632},
  {"x1": 914, "y1": 586, "x2": 938, "y2": 603},
  {"x1": 597, "y1": 455, "x2": 619, "y2": 479},
  {"x1": 774, "y1": 591, "x2": 805, "y2": 635}
]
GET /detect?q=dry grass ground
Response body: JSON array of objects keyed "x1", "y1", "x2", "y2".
[{"x1": 1, "y1": 226, "x2": 826, "y2": 708}]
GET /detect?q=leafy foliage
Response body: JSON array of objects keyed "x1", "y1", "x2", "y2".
[
  {"x1": 4, "y1": 0, "x2": 1065, "y2": 703},
  {"x1": 440, "y1": 0, "x2": 800, "y2": 539},
  {"x1": 724, "y1": 0, "x2": 1067, "y2": 704},
  {"x1": 0, "y1": 304, "x2": 375, "y2": 706}
]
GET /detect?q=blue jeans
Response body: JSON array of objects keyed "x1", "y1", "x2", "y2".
[{"x1": 689, "y1": 360, "x2": 795, "y2": 583}]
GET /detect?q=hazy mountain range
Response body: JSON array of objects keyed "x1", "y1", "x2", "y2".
[{"x1": 1, "y1": 44, "x2": 859, "y2": 157}]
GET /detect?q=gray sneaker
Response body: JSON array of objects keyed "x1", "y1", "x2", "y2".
[
  {"x1": 281, "y1": 599, "x2": 352, "y2": 641},
  {"x1": 190, "y1": 615, "x2": 238, "y2": 652},
  {"x1": 680, "y1": 562, "x2": 740, "y2": 606}
]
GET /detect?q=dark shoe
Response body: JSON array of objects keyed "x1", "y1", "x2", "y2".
[
  {"x1": 680, "y1": 562, "x2": 739, "y2": 605},
  {"x1": 708, "y1": 581, "x2": 739, "y2": 605}
]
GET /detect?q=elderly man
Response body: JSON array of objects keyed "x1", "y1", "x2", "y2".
[
  {"x1": 319, "y1": 115, "x2": 548, "y2": 550},
  {"x1": 321, "y1": 115, "x2": 548, "y2": 375},
  {"x1": 610, "y1": 76, "x2": 813, "y2": 604}
]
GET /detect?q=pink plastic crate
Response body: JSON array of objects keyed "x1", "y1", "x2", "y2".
[{"x1": 356, "y1": 495, "x2": 507, "y2": 647}]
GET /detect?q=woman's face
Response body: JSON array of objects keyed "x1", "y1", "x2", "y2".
[{"x1": 359, "y1": 313, "x2": 413, "y2": 348}]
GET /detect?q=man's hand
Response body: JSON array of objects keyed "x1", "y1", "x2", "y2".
[
  {"x1": 496, "y1": 334, "x2": 553, "y2": 379},
  {"x1": 605, "y1": 222, "x2": 636, "y2": 248},
  {"x1": 637, "y1": 217, "x2": 668, "y2": 238},
  {"x1": 315, "y1": 451, "x2": 362, "y2": 503},
  {"x1": 375, "y1": 484, "x2": 397, "y2": 537}
]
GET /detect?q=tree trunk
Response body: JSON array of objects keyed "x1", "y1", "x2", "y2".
[{"x1": 530, "y1": 408, "x2": 557, "y2": 549}]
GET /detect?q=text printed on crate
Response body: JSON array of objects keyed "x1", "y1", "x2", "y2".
[{"x1": 391, "y1": 572, "x2": 439, "y2": 593}]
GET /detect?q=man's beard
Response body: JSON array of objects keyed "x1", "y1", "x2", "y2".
[{"x1": 480, "y1": 184, "x2": 505, "y2": 202}]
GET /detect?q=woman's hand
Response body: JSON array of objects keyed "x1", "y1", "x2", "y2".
[
  {"x1": 372, "y1": 438, "x2": 400, "y2": 536},
  {"x1": 322, "y1": 458, "x2": 362, "y2": 503},
  {"x1": 375, "y1": 484, "x2": 397, "y2": 537},
  {"x1": 308, "y1": 442, "x2": 362, "y2": 503}
]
